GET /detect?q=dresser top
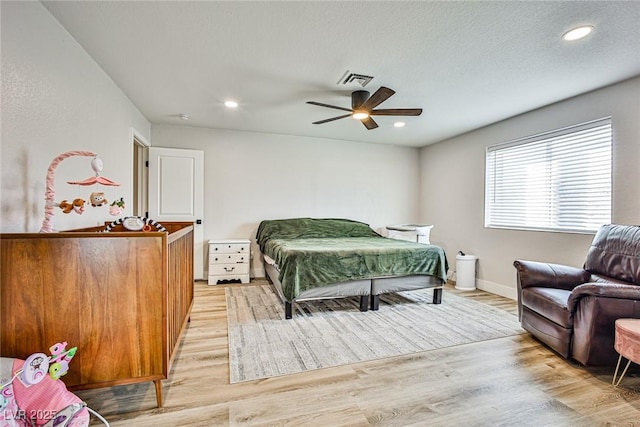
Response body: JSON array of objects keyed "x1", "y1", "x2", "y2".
[{"x1": 208, "y1": 239, "x2": 250, "y2": 244}]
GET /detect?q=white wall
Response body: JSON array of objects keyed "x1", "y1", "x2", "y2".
[
  {"x1": 151, "y1": 125, "x2": 421, "y2": 277},
  {"x1": 0, "y1": 1, "x2": 150, "y2": 233},
  {"x1": 420, "y1": 76, "x2": 640, "y2": 298}
]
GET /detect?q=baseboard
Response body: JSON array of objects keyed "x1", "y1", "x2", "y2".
[
  {"x1": 476, "y1": 279, "x2": 517, "y2": 300},
  {"x1": 252, "y1": 266, "x2": 266, "y2": 279}
]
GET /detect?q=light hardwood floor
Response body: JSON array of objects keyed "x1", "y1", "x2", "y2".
[{"x1": 76, "y1": 280, "x2": 640, "y2": 426}]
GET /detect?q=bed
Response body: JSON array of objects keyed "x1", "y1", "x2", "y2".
[{"x1": 256, "y1": 218, "x2": 449, "y2": 318}]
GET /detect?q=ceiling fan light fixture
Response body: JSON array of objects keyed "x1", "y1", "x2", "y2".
[
  {"x1": 224, "y1": 100, "x2": 238, "y2": 108},
  {"x1": 394, "y1": 121, "x2": 405, "y2": 128},
  {"x1": 562, "y1": 25, "x2": 594, "y2": 41},
  {"x1": 352, "y1": 111, "x2": 369, "y2": 120},
  {"x1": 307, "y1": 86, "x2": 419, "y2": 130}
]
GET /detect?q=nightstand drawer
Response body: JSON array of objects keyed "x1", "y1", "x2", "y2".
[
  {"x1": 209, "y1": 263, "x2": 250, "y2": 276},
  {"x1": 210, "y1": 243, "x2": 249, "y2": 254},
  {"x1": 210, "y1": 253, "x2": 248, "y2": 265}
]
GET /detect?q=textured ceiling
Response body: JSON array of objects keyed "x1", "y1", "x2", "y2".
[{"x1": 43, "y1": 1, "x2": 640, "y2": 147}]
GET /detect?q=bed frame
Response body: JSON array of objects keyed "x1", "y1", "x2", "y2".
[
  {"x1": 264, "y1": 259, "x2": 370, "y2": 318},
  {"x1": 371, "y1": 276, "x2": 443, "y2": 309},
  {"x1": 264, "y1": 255, "x2": 444, "y2": 319}
]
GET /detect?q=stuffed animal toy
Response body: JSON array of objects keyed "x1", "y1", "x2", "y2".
[
  {"x1": 48, "y1": 342, "x2": 77, "y2": 380},
  {"x1": 58, "y1": 199, "x2": 86, "y2": 214},
  {"x1": 108, "y1": 198, "x2": 125, "y2": 216},
  {"x1": 58, "y1": 200, "x2": 74, "y2": 214},
  {"x1": 72, "y1": 198, "x2": 85, "y2": 214},
  {"x1": 89, "y1": 192, "x2": 108, "y2": 207}
]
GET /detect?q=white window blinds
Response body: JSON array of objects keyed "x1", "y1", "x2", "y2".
[{"x1": 485, "y1": 117, "x2": 612, "y2": 233}]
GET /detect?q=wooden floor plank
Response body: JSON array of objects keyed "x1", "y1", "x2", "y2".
[{"x1": 76, "y1": 280, "x2": 640, "y2": 426}]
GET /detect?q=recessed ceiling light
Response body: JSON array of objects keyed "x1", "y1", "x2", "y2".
[
  {"x1": 562, "y1": 25, "x2": 594, "y2": 41},
  {"x1": 394, "y1": 122, "x2": 406, "y2": 128},
  {"x1": 224, "y1": 100, "x2": 238, "y2": 108},
  {"x1": 179, "y1": 114, "x2": 190, "y2": 120}
]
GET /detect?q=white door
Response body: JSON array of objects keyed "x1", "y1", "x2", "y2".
[{"x1": 148, "y1": 147, "x2": 205, "y2": 280}]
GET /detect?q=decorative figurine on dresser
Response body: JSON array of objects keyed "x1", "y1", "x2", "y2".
[{"x1": 208, "y1": 239, "x2": 250, "y2": 284}]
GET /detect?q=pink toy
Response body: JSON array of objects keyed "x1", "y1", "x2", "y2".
[
  {"x1": 5, "y1": 358, "x2": 89, "y2": 426},
  {"x1": 108, "y1": 198, "x2": 125, "y2": 217},
  {"x1": 47, "y1": 342, "x2": 77, "y2": 381},
  {"x1": 67, "y1": 157, "x2": 120, "y2": 187},
  {"x1": 40, "y1": 152, "x2": 120, "y2": 233},
  {"x1": 48, "y1": 343, "x2": 67, "y2": 363},
  {"x1": 19, "y1": 353, "x2": 49, "y2": 387},
  {"x1": 0, "y1": 342, "x2": 109, "y2": 426}
]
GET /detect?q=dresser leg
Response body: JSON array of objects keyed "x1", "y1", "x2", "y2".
[{"x1": 154, "y1": 380, "x2": 163, "y2": 408}]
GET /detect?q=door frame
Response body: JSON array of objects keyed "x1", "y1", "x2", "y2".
[{"x1": 131, "y1": 127, "x2": 150, "y2": 217}]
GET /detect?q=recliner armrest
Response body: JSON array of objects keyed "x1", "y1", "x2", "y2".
[
  {"x1": 567, "y1": 283, "x2": 640, "y2": 312},
  {"x1": 514, "y1": 260, "x2": 590, "y2": 291}
]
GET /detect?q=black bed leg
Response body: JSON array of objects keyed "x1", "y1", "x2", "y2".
[
  {"x1": 285, "y1": 301, "x2": 293, "y2": 319},
  {"x1": 359, "y1": 295, "x2": 369, "y2": 312},
  {"x1": 370, "y1": 294, "x2": 380, "y2": 311},
  {"x1": 433, "y1": 288, "x2": 443, "y2": 304}
]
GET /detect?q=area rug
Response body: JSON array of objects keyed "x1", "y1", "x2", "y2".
[{"x1": 226, "y1": 284, "x2": 523, "y2": 383}]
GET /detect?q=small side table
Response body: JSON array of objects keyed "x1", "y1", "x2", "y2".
[
  {"x1": 612, "y1": 318, "x2": 640, "y2": 386},
  {"x1": 386, "y1": 224, "x2": 433, "y2": 244},
  {"x1": 208, "y1": 239, "x2": 250, "y2": 285}
]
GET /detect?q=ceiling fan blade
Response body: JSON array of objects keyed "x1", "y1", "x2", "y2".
[
  {"x1": 361, "y1": 116, "x2": 378, "y2": 130},
  {"x1": 360, "y1": 87, "x2": 395, "y2": 111},
  {"x1": 312, "y1": 114, "x2": 352, "y2": 125},
  {"x1": 370, "y1": 108, "x2": 423, "y2": 116},
  {"x1": 306, "y1": 101, "x2": 353, "y2": 113}
]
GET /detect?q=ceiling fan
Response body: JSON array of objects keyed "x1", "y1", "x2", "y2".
[{"x1": 306, "y1": 86, "x2": 422, "y2": 130}]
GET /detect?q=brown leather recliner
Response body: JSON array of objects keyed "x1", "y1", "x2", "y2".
[{"x1": 514, "y1": 224, "x2": 640, "y2": 366}]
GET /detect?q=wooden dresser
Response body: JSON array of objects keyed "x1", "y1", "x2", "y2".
[{"x1": 0, "y1": 222, "x2": 194, "y2": 407}]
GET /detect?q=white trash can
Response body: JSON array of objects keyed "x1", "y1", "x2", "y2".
[{"x1": 455, "y1": 254, "x2": 477, "y2": 291}]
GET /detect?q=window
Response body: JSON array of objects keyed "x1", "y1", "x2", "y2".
[{"x1": 485, "y1": 117, "x2": 612, "y2": 233}]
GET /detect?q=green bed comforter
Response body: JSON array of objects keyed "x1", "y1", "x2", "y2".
[{"x1": 257, "y1": 218, "x2": 449, "y2": 301}]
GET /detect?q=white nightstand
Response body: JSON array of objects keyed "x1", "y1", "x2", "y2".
[
  {"x1": 208, "y1": 239, "x2": 250, "y2": 285},
  {"x1": 386, "y1": 224, "x2": 433, "y2": 244}
]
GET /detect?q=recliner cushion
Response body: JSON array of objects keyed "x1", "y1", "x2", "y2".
[
  {"x1": 584, "y1": 224, "x2": 640, "y2": 285},
  {"x1": 521, "y1": 287, "x2": 573, "y2": 327},
  {"x1": 521, "y1": 307, "x2": 572, "y2": 358}
]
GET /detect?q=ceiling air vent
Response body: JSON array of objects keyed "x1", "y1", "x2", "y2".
[{"x1": 337, "y1": 71, "x2": 374, "y2": 87}]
